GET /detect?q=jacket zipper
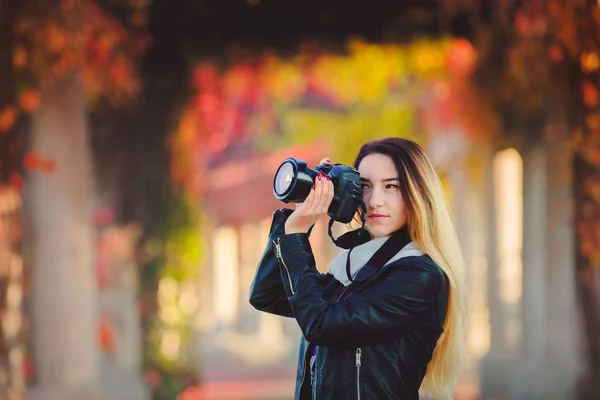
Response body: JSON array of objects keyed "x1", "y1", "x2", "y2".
[
  {"x1": 306, "y1": 286, "x2": 348, "y2": 399},
  {"x1": 355, "y1": 347, "x2": 362, "y2": 400},
  {"x1": 273, "y1": 238, "x2": 295, "y2": 295}
]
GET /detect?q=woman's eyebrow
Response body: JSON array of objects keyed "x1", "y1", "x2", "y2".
[{"x1": 359, "y1": 177, "x2": 400, "y2": 182}]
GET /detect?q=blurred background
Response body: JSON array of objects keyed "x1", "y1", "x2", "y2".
[{"x1": 0, "y1": 0, "x2": 599, "y2": 399}]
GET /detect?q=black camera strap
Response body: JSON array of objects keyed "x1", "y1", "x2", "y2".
[
  {"x1": 327, "y1": 201, "x2": 369, "y2": 249},
  {"x1": 346, "y1": 225, "x2": 411, "y2": 284}
]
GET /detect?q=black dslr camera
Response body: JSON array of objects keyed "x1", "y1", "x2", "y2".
[{"x1": 272, "y1": 158, "x2": 363, "y2": 224}]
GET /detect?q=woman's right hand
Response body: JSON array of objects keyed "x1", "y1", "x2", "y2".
[{"x1": 284, "y1": 158, "x2": 334, "y2": 234}]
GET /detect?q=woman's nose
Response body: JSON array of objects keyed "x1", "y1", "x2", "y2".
[{"x1": 368, "y1": 188, "x2": 384, "y2": 208}]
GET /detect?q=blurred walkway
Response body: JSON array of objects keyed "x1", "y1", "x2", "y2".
[
  {"x1": 194, "y1": 379, "x2": 294, "y2": 399},
  {"x1": 181, "y1": 366, "x2": 480, "y2": 400},
  {"x1": 191, "y1": 365, "x2": 296, "y2": 400}
]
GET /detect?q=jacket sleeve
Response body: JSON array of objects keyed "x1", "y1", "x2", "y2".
[
  {"x1": 276, "y1": 233, "x2": 444, "y2": 348},
  {"x1": 248, "y1": 208, "x2": 296, "y2": 317}
]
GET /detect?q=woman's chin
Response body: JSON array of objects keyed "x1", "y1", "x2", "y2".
[
  {"x1": 368, "y1": 227, "x2": 391, "y2": 239},
  {"x1": 367, "y1": 223, "x2": 405, "y2": 239}
]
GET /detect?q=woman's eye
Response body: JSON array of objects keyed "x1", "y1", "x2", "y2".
[
  {"x1": 385, "y1": 184, "x2": 399, "y2": 189},
  {"x1": 360, "y1": 184, "x2": 370, "y2": 190}
]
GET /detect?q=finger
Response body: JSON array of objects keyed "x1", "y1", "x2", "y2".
[
  {"x1": 301, "y1": 184, "x2": 316, "y2": 211},
  {"x1": 317, "y1": 176, "x2": 334, "y2": 213},
  {"x1": 309, "y1": 173, "x2": 326, "y2": 215},
  {"x1": 319, "y1": 157, "x2": 332, "y2": 165},
  {"x1": 313, "y1": 173, "x2": 331, "y2": 214}
]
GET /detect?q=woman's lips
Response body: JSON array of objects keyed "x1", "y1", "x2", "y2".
[{"x1": 368, "y1": 214, "x2": 388, "y2": 222}]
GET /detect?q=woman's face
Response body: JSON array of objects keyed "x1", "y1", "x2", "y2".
[{"x1": 357, "y1": 153, "x2": 407, "y2": 238}]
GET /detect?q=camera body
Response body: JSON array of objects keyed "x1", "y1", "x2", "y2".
[{"x1": 273, "y1": 158, "x2": 363, "y2": 224}]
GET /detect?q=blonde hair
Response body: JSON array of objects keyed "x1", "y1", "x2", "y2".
[{"x1": 353, "y1": 138, "x2": 467, "y2": 400}]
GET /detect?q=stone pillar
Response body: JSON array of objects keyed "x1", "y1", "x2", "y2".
[
  {"x1": 97, "y1": 223, "x2": 149, "y2": 400},
  {"x1": 26, "y1": 74, "x2": 101, "y2": 400},
  {"x1": 508, "y1": 137, "x2": 579, "y2": 399},
  {"x1": 540, "y1": 137, "x2": 579, "y2": 398},
  {"x1": 480, "y1": 142, "x2": 514, "y2": 397},
  {"x1": 447, "y1": 152, "x2": 493, "y2": 395},
  {"x1": 509, "y1": 145, "x2": 549, "y2": 398},
  {"x1": 0, "y1": 187, "x2": 25, "y2": 400}
]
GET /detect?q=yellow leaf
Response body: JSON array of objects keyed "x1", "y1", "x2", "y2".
[{"x1": 581, "y1": 52, "x2": 600, "y2": 73}]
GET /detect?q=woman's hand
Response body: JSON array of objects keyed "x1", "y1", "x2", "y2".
[{"x1": 285, "y1": 158, "x2": 335, "y2": 234}]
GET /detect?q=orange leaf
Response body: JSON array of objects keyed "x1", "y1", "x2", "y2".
[
  {"x1": 0, "y1": 106, "x2": 18, "y2": 133},
  {"x1": 12, "y1": 47, "x2": 27, "y2": 69},
  {"x1": 445, "y1": 39, "x2": 477, "y2": 75},
  {"x1": 98, "y1": 322, "x2": 115, "y2": 352},
  {"x1": 19, "y1": 90, "x2": 41, "y2": 113},
  {"x1": 41, "y1": 160, "x2": 56, "y2": 173},
  {"x1": 46, "y1": 23, "x2": 68, "y2": 53}
]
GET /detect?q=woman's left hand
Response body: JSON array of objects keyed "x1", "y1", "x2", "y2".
[{"x1": 285, "y1": 158, "x2": 335, "y2": 234}]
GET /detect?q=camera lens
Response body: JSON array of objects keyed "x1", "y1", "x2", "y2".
[
  {"x1": 274, "y1": 161, "x2": 295, "y2": 196},
  {"x1": 273, "y1": 158, "x2": 314, "y2": 203}
]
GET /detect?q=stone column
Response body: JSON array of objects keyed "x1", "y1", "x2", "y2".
[
  {"x1": 509, "y1": 145, "x2": 548, "y2": 398},
  {"x1": 447, "y1": 152, "x2": 494, "y2": 395},
  {"x1": 0, "y1": 187, "x2": 25, "y2": 400},
  {"x1": 479, "y1": 142, "x2": 514, "y2": 397},
  {"x1": 540, "y1": 137, "x2": 579, "y2": 398},
  {"x1": 97, "y1": 223, "x2": 149, "y2": 400},
  {"x1": 508, "y1": 137, "x2": 579, "y2": 399},
  {"x1": 26, "y1": 73, "x2": 101, "y2": 400}
]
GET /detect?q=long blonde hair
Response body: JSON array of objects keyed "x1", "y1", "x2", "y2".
[{"x1": 353, "y1": 138, "x2": 467, "y2": 400}]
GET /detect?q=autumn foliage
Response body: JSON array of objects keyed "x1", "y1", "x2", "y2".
[
  {"x1": 457, "y1": 1, "x2": 600, "y2": 397},
  {"x1": 1, "y1": 0, "x2": 150, "y2": 191}
]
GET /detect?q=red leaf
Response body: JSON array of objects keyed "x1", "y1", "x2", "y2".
[
  {"x1": 144, "y1": 369, "x2": 162, "y2": 389},
  {"x1": 9, "y1": 173, "x2": 22, "y2": 193},
  {"x1": 22, "y1": 357, "x2": 33, "y2": 383},
  {"x1": 23, "y1": 152, "x2": 41, "y2": 171}
]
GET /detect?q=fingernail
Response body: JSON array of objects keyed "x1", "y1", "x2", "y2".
[
  {"x1": 318, "y1": 174, "x2": 322, "y2": 181},
  {"x1": 326, "y1": 175, "x2": 331, "y2": 181},
  {"x1": 325, "y1": 158, "x2": 331, "y2": 163},
  {"x1": 312, "y1": 184, "x2": 315, "y2": 189}
]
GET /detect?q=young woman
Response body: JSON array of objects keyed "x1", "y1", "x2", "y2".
[{"x1": 250, "y1": 137, "x2": 467, "y2": 400}]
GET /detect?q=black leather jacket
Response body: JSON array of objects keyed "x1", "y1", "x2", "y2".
[{"x1": 249, "y1": 209, "x2": 449, "y2": 400}]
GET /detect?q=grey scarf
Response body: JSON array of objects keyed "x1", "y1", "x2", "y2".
[{"x1": 327, "y1": 237, "x2": 424, "y2": 286}]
